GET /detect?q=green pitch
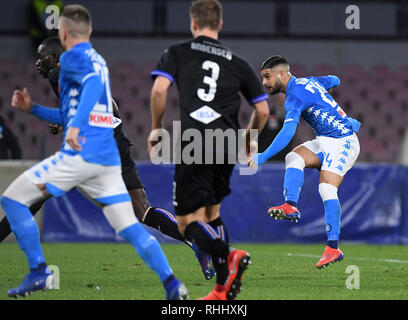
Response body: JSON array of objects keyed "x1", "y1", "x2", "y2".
[{"x1": 0, "y1": 243, "x2": 407, "y2": 300}]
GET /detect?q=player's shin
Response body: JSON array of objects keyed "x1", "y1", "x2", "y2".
[
  {"x1": 209, "y1": 217, "x2": 229, "y2": 285},
  {"x1": 184, "y1": 221, "x2": 229, "y2": 284},
  {"x1": 184, "y1": 221, "x2": 230, "y2": 259},
  {"x1": 103, "y1": 201, "x2": 174, "y2": 283},
  {"x1": 283, "y1": 152, "x2": 305, "y2": 206},
  {"x1": 143, "y1": 207, "x2": 186, "y2": 243},
  {"x1": 119, "y1": 222, "x2": 173, "y2": 282},
  {"x1": 0, "y1": 196, "x2": 46, "y2": 270},
  {"x1": 118, "y1": 221, "x2": 188, "y2": 299},
  {"x1": 0, "y1": 199, "x2": 45, "y2": 242},
  {"x1": 319, "y1": 183, "x2": 341, "y2": 248}
]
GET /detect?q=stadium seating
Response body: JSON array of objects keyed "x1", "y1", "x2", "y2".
[{"x1": 0, "y1": 58, "x2": 405, "y2": 163}]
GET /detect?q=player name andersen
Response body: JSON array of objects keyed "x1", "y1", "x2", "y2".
[{"x1": 161, "y1": 303, "x2": 247, "y2": 317}]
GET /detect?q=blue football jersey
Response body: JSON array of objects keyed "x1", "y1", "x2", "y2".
[
  {"x1": 58, "y1": 42, "x2": 120, "y2": 166},
  {"x1": 284, "y1": 75, "x2": 360, "y2": 138}
]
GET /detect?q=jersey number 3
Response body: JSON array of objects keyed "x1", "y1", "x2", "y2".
[{"x1": 197, "y1": 60, "x2": 220, "y2": 102}]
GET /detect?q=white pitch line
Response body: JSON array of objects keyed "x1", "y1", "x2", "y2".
[{"x1": 286, "y1": 253, "x2": 408, "y2": 264}]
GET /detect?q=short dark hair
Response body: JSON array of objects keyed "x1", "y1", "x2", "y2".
[
  {"x1": 261, "y1": 55, "x2": 289, "y2": 70},
  {"x1": 40, "y1": 36, "x2": 64, "y2": 55},
  {"x1": 61, "y1": 4, "x2": 92, "y2": 25},
  {"x1": 190, "y1": 0, "x2": 222, "y2": 30}
]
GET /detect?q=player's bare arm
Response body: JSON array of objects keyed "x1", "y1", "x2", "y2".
[
  {"x1": 245, "y1": 100, "x2": 270, "y2": 157},
  {"x1": 148, "y1": 75, "x2": 171, "y2": 154}
]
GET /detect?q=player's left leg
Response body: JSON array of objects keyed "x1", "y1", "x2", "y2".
[
  {"x1": 0, "y1": 155, "x2": 73, "y2": 297},
  {"x1": 2, "y1": 152, "x2": 106, "y2": 297},
  {"x1": 0, "y1": 174, "x2": 48, "y2": 271},
  {"x1": 315, "y1": 134, "x2": 360, "y2": 269},
  {"x1": 103, "y1": 201, "x2": 188, "y2": 300},
  {"x1": 315, "y1": 171, "x2": 345, "y2": 269},
  {"x1": 81, "y1": 165, "x2": 188, "y2": 300},
  {"x1": 202, "y1": 204, "x2": 228, "y2": 295},
  {"x1": 0, "y1": 198, "x2": 49, "y2": 242},
  {"x1": 199, "y1": 204, "x2": 251, "y2": 301}
]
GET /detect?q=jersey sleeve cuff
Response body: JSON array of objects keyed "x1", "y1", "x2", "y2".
[
  {"x1": 150, "y1": 70, "x2": 174, "y2": 83},
  {"x1": 249, "y1": 93, "x2": 268, "y2": 105}
]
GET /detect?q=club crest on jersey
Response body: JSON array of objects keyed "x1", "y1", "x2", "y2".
[
  {"x1": 89, "y1": 111, "x2": 113, "y2": 128},
  {"x1": 189, "y1": 105, "x2": 221, "y2": 124}
]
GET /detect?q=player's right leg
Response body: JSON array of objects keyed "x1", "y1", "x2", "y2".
[
  {"x1": 2, "y1": 152, "x2": 105, "y2": 297},
  {"x1": 80, "y1": 165, "x2": 188, "y2": 300},
  {"x1": 315, "y1": 172, "x2": 344, "y2": 269},
  {"x1": 268, "y1": 144, "x2": 321, "y2": 222},
  {"x1": 0, "y1": 199, "x2": 48, "y2": 242},
  {"x1": 315, "y1": 134, "x2": 360, "y2": 269},
  {"x1": 0, "y1": 155, "x2": 68, "y2": 297}
]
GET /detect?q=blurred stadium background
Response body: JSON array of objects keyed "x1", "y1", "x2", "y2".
[{"x1": 0, "y1": 1, "x2": 407, "y2": 246}]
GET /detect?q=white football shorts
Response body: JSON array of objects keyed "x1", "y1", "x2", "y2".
[
  {"x1": 301, "y1": 133, "x2": 360, "y2": 176},
  {"x1": 24, "y1": 151, "x2": 129, "y2": 205}
]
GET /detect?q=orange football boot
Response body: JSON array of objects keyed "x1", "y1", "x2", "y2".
[
  {"x1": 316, "y1": 245, "x2": 344, "y2": 269},
  {"x1": 197, "y1": 284, "x2": 227, "y2": 300}
]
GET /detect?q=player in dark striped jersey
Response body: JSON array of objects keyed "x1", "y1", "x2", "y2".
[{"x1": 149, "y1": 0, "x2": 270, "y2": 300}]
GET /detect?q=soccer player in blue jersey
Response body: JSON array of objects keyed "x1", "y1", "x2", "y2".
[
  {"x1": 0, "y1": 35, "x2": 215, "y2": 282},
  {"x1": 1, "y1": 4, "x2": 188, "y2": 299},
  {"x1": 248, "y1": 56, "x2": 361, "y2": 269}
]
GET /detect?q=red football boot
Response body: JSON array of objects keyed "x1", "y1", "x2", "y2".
[
  {"x1": 267, "y1": 202, "x2": 301, "y2": 223},
  {"x1": 225, "y1": 249, "x2": 251, "y2": 300}
]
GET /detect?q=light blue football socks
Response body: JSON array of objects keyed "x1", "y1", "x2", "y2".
[
  {"x1": 0, "y1": 196, "x2": 46, "y2": 270},
  {"x1": 318, "y1": 183, "x2": 341, "y2": 249},
  {"x1": 119, "y1": 222, "x2": 173, "y2": 283},
  {"x1": 283, "y1": 167, "x2": 304, "y2": 206},
  {"x1": 324, "y1": 199, "x2": 341, "y2": 243}
]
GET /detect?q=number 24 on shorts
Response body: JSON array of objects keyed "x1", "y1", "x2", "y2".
[{"x1": 324, "y1": 152, "x2": 332, "y2": 168}]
